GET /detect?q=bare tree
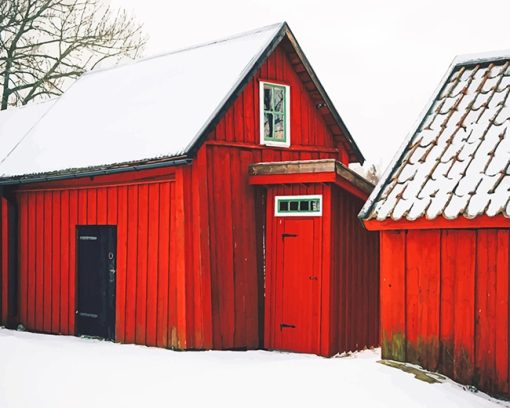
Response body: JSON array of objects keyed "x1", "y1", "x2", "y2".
[
  {"x1": 0, "y1": 0, "x2": 147, "y2": 110},
  {"x1": 365, "y1": 164, "x2": 379, "y2": 184}
]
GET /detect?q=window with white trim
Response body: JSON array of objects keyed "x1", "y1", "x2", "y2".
[
  {"x1": 260, "y1": 81, "x2": 290, "y2": 147},
  {"x1": 275, "y1": 195, "x2": 322, "y2": 217}
]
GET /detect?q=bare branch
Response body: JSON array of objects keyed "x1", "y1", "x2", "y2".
[{"x1": 0, "y1": 0, "x2": 147, "y2": 109}]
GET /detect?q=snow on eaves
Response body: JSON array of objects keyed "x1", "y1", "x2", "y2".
[
  {"x1": 362, "y1": 54, "x2": 510, "y2": 221},
  {"x1": 0, "y1": 23, "x2": 283, "y2": 179}
]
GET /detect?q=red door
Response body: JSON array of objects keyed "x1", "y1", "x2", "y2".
[{"x1": 270, "y1": 217, "x2": 321, "y2": 353}]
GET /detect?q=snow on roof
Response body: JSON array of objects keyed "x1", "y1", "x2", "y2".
[
  {"x1": 0, "y1": 99, "x2": 55, "y2": 164},
  {"x1": 361, "y1": 53, "x2": 510, "y2": 222},
  {"x1": 0, "y1": 23, "x2": 283, "y2": 179}
]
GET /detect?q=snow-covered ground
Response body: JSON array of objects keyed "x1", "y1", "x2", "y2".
[{"x1": 0, "y1": 328, "x2": 507, "y2": 408}]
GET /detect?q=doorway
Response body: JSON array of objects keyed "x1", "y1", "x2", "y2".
[{"x1": 76, "y1": 225, "x2": 117, "y2": 340}]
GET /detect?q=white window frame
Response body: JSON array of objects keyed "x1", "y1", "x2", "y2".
[
  {"x1": 274, "y1": 194, "x2": 323, "y2": 217},
  {"x1": 259, "y1": 81, "x2": 291, "y2": 148}
]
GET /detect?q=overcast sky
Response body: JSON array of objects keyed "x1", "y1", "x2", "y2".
[{"x1": 111, "y1": 0, "x2": 510, "y2": 171}]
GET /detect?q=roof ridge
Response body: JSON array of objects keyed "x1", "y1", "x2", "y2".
[
  {"x1": 453, "y1": 49, "x2": 510, "y2": 66},
  {"x1": 85, "y1": 22, "x2": 286, "y2": 78}
]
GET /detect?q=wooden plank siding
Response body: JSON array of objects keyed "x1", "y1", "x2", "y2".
[
  {"x1": 380, "y1": 229, "x2": 510, "y2": 397},
  {"x1": 329, "y1": 187, "x2": 379, "y2": 356},
  {"x1": 13, "y1": 169, "x2": 187, "y2": 350},
  {"x1": 0, "y1": 39, "x2": 361, "y2": 356}
]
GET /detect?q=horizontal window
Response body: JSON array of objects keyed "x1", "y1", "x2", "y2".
[{"x1": 275, "y1": 195, "x2": 322, "y2": 217}]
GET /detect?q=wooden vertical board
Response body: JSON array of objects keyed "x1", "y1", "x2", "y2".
[
  {"x1": 146, "y1": 183, "x2": 160, "y2": 347},
  {"x1": 196, "y1": 147, "x2": 213, "y2": 348},
  {"x1": 380, "y1": 230, "x2": 406, "y2": 361},
  {"x1": 51, "y1": 191, "x2": 61, "y2": 332},
  {"x1": 230, "y1": 150, "x2": 246, "y2": 348},
  {"x1": 43, "y1": 192, "x2": 52, "y2": 332},
  {"x1": 173, "y1": 167, "x2": 187, "y2": 349},
  {"x1": 135, "y1": 184, "x2": 148, "y2": 345},
  {"x1": 452, "y1": 230, "x2": 476, "y2": 385},
  {"x1": 156, "y1": 182, "x2": 170, "y2": 348},
  {"x1": 60, "y1": 190, "x2": 70, "y2": 334},
  {"x1": 182, "y1": 167, "x2": 196, "y2": 348},
  {"x1": 320, "y1": 185, "x2": 333, "y2": 356},
  {"x1": 18, "y1": 194, "x2": 28, "y2": 326},
  {"x1": 106, "y1": 187, "x2": 118, "y2": 225},
  {"x1": 27, "y1": 193, "x2": 37, "y2": 329},
  {"x1": 87, "y1": 189, "x2": 97, "y2": 224},
  {"x1": 68, "y1": 190, "x2": 78, "y2": 333},
  {"x1": 495, "y1": 230, "x2": 509, "y2": 394},
  {"x1": 1, "y1": 200, "x2": 6, "y2": 324},
  {"x1": 440, "y1": 230, "x2": 455, "y2": 377},
  {"x1": 407, "y1": 230, "x2": 440, "y2": 370},
  {"x1": 97, "y1": 188, "x2": 107, "y2": 224},
  {"x1": 116, "y1": 186, "x2": 128, "y2": 342},
  {"x1": 168, "y1": 181, "x2": 177, "y2": 346},
  {"x1": 125, "y1": 185, "x2": 138, "y2": 343},
  {"x1": 475, "y1": 230, "x2": 494, "y2": 390}
]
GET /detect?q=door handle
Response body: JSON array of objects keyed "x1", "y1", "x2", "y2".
[
  {"x1": 280, "y1": 323, "x2": 296, "y2": 330},
  {"x1": 282, "y1": 233, "x2": 298, "y2": 238}
]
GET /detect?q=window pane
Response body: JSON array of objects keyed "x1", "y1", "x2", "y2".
[
  {"x1": 299, "y1": 201, "x2": 310, "y2": 211},
  {"x1": 274, "y1": 114, "x2": 284, "y2": 140},
  {"x1": 273, "y1": 87, "x2": 285, "y2": 112},
  {"x1": 289, "y1": 201, "x2": 299, "y2": 211},
  {"x1": 264, "y1": 87, "x2": 272, "y2": 111},
  {"x1": 264, "y1": 113, "x2": 273, "y2": 139},
  {"x1": 311, "y1": 200, "x2": 320, "y2": 212},
  {"x1": 279, "y1": 201, "x2": 289, "y2": 212}
]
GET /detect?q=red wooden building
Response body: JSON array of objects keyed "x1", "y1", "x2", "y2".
[
  {"x1": 0, "y1": 23, "x2": 379, "y2": 357},
  {"x1": 360, "y1": 52, "x2": 510, "y2": 395}
]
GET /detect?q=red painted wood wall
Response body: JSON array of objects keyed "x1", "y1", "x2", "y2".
[
  {"x1": 380, "y1": 229, "x2": 510, "y2": 397},
  {"x1": 329, "y1": 188, "x2": 379, "y2": 355},
  {"x1": 0, "y1": 40, "x2": 375, "y2": 356}
]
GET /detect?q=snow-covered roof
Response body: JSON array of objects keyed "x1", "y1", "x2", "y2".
[
  {"x1": 0, "y1": 100, "x2": 55, "y2": 166},
  {"x1": 0, "y1": 22, "x2": 363, "y2": 184},
  {"x1": 360, "y1": 52, "x2": 510, "y2": 221}
]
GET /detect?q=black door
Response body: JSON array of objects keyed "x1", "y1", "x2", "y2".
[{"x1": 76, "y1": 225, "x2": 117, "y2": 340}]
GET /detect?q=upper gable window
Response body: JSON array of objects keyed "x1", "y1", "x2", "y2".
[{"x1": 260, "y1": 82, "x2": 290, "y2": 147}]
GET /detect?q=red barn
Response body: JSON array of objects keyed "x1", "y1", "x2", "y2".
[
  {"x1": 0, "y1": 23, "x2": 379, "y2": 357},
  {"x1": 360, "y1": 52, "x2": 510, "y2": 395}
]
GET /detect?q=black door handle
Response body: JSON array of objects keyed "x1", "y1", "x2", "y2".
[
  {"x1": 282, "y1": 233, "x2": 298, "y2": 238},
  {"x1": 280, "y1": 323, "x2": 296, "y2": 330}
]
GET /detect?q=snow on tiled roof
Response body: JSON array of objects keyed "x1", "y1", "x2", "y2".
[
  {"x1": 361, "y1": 54, "x2": 510, "y2": 221},
  {"x1": 0, "y1": 23, "x2": 283, "y2": 179}
]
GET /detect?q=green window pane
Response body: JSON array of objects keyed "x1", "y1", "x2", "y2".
[
  {"x1": 279, "y1": 201, "x2": 289, "y2": 212},
  {"x1": 264, "y1": 113, "x2": 273, "y2": 139},
  {"x1": 311, "y1": 200, "x2": 320, "y2": 212},
  {"x1": 264, "y1": 87, "x2": 272, "y2": 110},
  {"x1": 289, "y1": 201, "x2": 299, "y2": 211},
  {"x1": 274, "y1": 114, "x2": 284, "y2": 140},
  {"x1": 299, "y1": 201, "x2": 310, "y2": 211},
  {"x1": 273, "y1": 87, "x2": 285, "y2": 112}
]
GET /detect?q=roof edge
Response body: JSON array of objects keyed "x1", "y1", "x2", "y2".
[
  {"x1": 453, "y1": 48, "x2": 510, "y2": 66},
  {"x1": 282, "y1": 25, "x2": 365, "y2": 164}
]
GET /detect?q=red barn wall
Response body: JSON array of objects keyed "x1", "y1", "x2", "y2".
[
  {"x1": 12, "y1": 167, "x2": 195, "y2": 349},
  {"x1": 381, "y1": 229, "x2": 509, "y2": 397},
  {"x1": 329, "y1": 188, "x2": 379, "y2": 355},
  {"x1": 198, "y1": 40, "x2": 347, "y2": 349}
]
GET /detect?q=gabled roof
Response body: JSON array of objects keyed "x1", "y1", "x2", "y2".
[
  {"x1": 0, "y1": 22, "x2": 363, "y2": 185},
  {"x1": 360, "y1": 51, "x2": 510, "y2": 222}
]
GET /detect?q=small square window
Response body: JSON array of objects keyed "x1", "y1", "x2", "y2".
[
  {"x1": 260, "y1": 82, "x2": 290, "y2": 147},
  {"x1": 275, "y1": 195, "x2": 323, "y2": 217}
]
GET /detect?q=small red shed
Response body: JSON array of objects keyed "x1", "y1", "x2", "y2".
[
  {"x1": 0, "y1": 23, "x2": 379, "y2": 357},
  {"x1": 360, "y1": 52, "x2": 510, "y2": 395}
]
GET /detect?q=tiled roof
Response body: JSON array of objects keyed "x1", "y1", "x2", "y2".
[{"x1": 361, "y1": 54, "x2": 510, "y2": 221}]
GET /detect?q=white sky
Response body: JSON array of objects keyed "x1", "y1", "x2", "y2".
[{"x1": 111, "y1": 0, "x2": 510, "y2": 170}]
